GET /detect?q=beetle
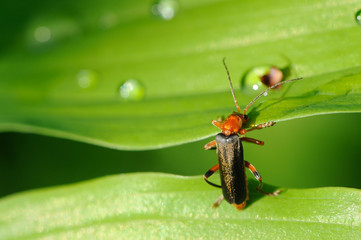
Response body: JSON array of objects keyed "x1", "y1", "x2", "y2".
[{"x1": 203, "y1": 58, "x2": 302, "y2": 210}]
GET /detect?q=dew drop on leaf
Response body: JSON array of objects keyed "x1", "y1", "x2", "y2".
[
  {"x1": 34, "y1": 26, "x2": 51, "y2": 43},
  {"x1": 242, "y1": 65, "x2": 272, "y2": 93},
  {"x1": 99, "y1": 12, "x2": 119, "y2": 29},
  {"x1": 118, "y1": 79, "x2": 145, "y2": 101},
  {"x1": 76, "y1": 70, "x2": 98, "y2": 89},
  {"x1": 151, "y1": 0, "x2": 179, "y2": 20},
  {"x1": 26, "y1": 16, "x2": 80, "y2": 49},
  {"x1": 241, "y1": 65, "x2": 285, "y2": 95}
]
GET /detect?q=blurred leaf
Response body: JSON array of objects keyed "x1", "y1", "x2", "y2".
[
  {"x1": 1, "y1": 0, "x2": 361, "y2": 149},
  {"x1": 0, "y1": 173, "x2": 360, "y2": 239}
]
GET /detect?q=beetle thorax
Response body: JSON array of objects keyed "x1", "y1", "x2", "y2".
[{"x1": 222, "y1": 114, "x2": 243, "y2": 136}]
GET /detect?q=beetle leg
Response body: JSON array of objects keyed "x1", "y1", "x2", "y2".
[
  {"x1": 212, "y1": 120, "x2": 222, "y2": 129},
  {"x1": 245, "y1": 161, "x2": 280, "y2": 196},
  {"x1": 241, "y1": 137, "x2": 264, "y2": 146},
  {"x1": 246, "y1": 121, "x2": 276, "y2": 132},
  {"x1": 203, "y1": 164, "x2": 222, "y2": 188},
  {"x1": 204, "y1": 140, "x2": 217, "y2": 150},
  {"x1": 212, "y1": 195, "x2": 224, "y2": 209}
]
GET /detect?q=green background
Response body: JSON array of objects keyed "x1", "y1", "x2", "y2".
[{"x1": 1, "y1": 113, "x2": 361, "y2": 198}]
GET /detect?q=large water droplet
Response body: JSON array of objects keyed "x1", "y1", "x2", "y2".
[
  {"x1": 76, "y1": 70, "x2": 98, "y2": 89},
  {"x1": 241, "y1": 65, "x2": 284, "y2": 94},
  {"x1": 118, "y1": 79, "x2": 145, "y2": 101},
  {"x1": 242, "y1": 65, "x2": 272, "y2": 93},
  {"x1": 355, "y1": 9, "x2": 361, "y2": 26},
  {"x1": 151, "y1": 0, "x2": 179, "y2": 20}
]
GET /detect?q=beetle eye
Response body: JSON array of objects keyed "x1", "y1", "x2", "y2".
[{"x1": 243, "y1": 114, "x2": 248, "y2": 120}]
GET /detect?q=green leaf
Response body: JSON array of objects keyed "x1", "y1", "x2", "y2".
[
  {"x1": 0, "y1": 173, "x2": 360, "y2": 239},
  {"x1": 1, "y1": 0, "x2": 361, "y2": 149}
]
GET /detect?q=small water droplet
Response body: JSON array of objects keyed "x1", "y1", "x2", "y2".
[
  {"x1": 151, "y1": 0, "x2": 179, "y2": 20},
  {"x1": 355, "y1": 9, "x2": 361, "y2": 26},
  {"x1": 76, "y1": 70, "x2": 98, "y2": 89},
  {"x1": 26, "y1": 16, "x2": 80, "y2": 49},
  {"x1": 118, "y1": 79, "x2": 145, "y2": 101},
  {"x1": 34, "y1": 26, "x2": 51, "y2": 43},
  {"x1": 99, "y1": 12, "x2": 119, "y2": 29},
  {"x1": 241, "y1": 65, "x2": 284, "y2": 94}
]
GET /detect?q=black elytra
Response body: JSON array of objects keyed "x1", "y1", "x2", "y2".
[{"x1": 216, "y1": 133, "x2": 247, "y2": 205}]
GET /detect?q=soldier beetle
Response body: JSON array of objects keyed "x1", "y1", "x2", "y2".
[{"x1": 203, "y1": 58, "x2": 302, "y2": 210}]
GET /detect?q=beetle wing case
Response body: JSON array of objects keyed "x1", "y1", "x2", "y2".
[{"x1": 216, "y1": 133, "x2": 247, "y2": 204}]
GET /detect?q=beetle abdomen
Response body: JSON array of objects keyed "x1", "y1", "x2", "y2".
[{"x1": 216, "y1": 133, "x2": 247, "y2": 204}]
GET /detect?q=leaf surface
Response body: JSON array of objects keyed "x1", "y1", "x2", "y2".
[
  {"x1": 1, "y1": 0, "x2": 361, "y2": 149},
  {"x1": 0, "y1": 173, "x2": 360, "y2": 239}
]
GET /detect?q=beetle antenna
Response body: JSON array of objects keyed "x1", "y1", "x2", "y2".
[
  {"x1": 223, "y1": 58, "x2": 241, "y2": 113},
  {"x1": 243, "y1": 77, "x2": 303, "y2": 115}
]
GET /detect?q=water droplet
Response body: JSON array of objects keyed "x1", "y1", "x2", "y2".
[
  {"x1": 241, "y1": 65, "x2": 284, "y2": 93},
  {"x1": 151, "y1": 0, "x2": 179, "y2": 20},
  {"x1": 76, "y1": 70, "x2": 98, "y2": 89},
  {"x1": 241, "y1": 65, "x2": 270, "y2": 93},
  {"x1": 99, "y1": 12, "x2": 119, "y2": 29},
  {"x1": 34, "y1": 26, "x2": 51, "y2": 43},
  {"x1": 118, "y1": 79, "x2": 145, "y2": 101},
  {"x1": 26, "y1": 16, "x2": 80, "y2": 49},
  {"x1": 355, "y1": 9, "x2": 361, "y2": 26}
]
